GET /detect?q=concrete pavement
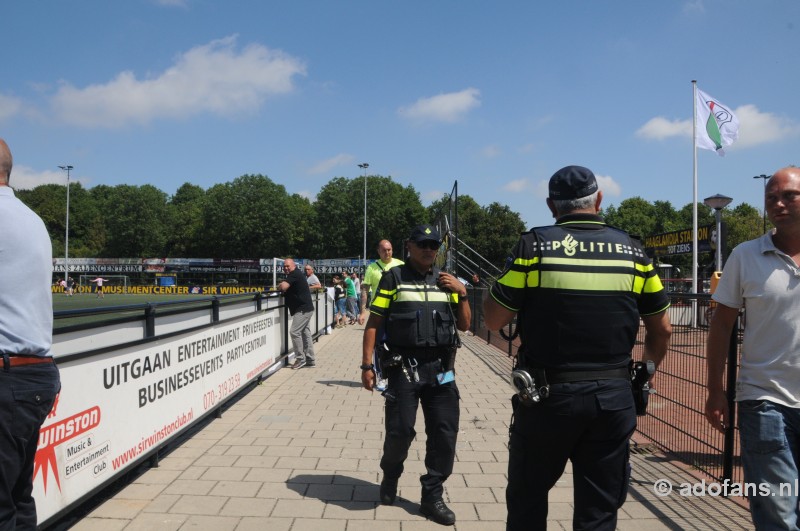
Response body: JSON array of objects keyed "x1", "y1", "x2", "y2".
[{"x1": 70, "y1": 320, "x2": 753, "y2": 530}]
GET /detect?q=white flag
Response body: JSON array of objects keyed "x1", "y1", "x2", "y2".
[{"x1": 695, "y1": 88, "x2": 739, "y2": 156}]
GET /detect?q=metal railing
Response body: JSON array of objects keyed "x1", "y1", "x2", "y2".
[
  {"x1": 634, "y1": 293, "x2": 742, "y2": 484},
  {"x1": 468, "y1": 287, "x2": 743, "y2": 485}
]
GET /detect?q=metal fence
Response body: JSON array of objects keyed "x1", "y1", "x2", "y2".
[
  {"x1": 467, "y1": 287, "x2": 743, "y2": 486},
  {"x1": 635, "y1": 293, "x2": 743, "y2": 485}
]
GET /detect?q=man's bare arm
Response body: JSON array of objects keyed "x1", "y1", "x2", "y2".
[
  {"x1": 705, "y1": 303, "x2": 740, "y2": 432},
  {"x1": 640, "y1": 310, "x2": 672, "y2": 369},
  {"x1": 483, "y1": 295, "x2": 516, "y2": 331}
]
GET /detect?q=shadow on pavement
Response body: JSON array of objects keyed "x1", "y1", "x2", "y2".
[{"x1": 287, "y1": 473, "x2": 420, "y2": 517}]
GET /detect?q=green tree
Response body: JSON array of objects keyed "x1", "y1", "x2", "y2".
[
  {"x1": 198, "y1": 174, "x2": 293, "y2": 258},
  {"x1": 314, "y1": 177, "x2": 353, "y2": 257},
  {"x1": 602, "y1": 197, "x2": 659, "y2": 238},
  {"x1": 315, "y1": 175, "x2": 426, "y2": 260},
  {"x1": 66, "y1": 183, "x2": 106, "y2": 257},
  {"x1": 93, "y1": 184, "x2": 169, "y2": 257},
  {"x1": 427, "y1": 194, "x2": 525, "y2": 270},
  {"x1": 480, "y1": 202, "x2": 526, "y2": 266},
  {"x1": 18, "y1": 182, "x2": 106, "y2": 258},
  {"x1": 652, "y1": 200, "x2": 681, "y2": 233},
  {"x1": 429, "y1": 194, "x2": 484, "y2": 245},
  {"x1": 166, "y1": 183, "x2": 206, "y2": 257},
  {"x1": 285, "y1": 193, "x2": 316, "y2": 258},
  {"x1": 725, "y1": 203, "x2": 764, "y2": 255}
]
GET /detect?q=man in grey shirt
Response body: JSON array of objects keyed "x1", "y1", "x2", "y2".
[{"x1": 304, "y1": 263, "x2": 322, "y2": 290}]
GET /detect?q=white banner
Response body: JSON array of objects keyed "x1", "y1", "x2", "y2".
[{"x1": 34, "y1": 312, "x2": 279, "y2": 525}]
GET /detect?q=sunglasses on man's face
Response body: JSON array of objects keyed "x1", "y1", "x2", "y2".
[{"x1": 415, "y1": 240, "x2": 440, "y2": 250}]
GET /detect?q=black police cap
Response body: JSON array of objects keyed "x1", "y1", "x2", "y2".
[{"x1": 548, "y1": 165, "x2": 599, "y2": 200}]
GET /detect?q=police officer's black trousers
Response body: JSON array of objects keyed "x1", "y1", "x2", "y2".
[
  {"x1": 380, "y1": 358, "x2": 459, "y2": 502},
  {"x1": 506, "y1": 379, "x2": 636, "y2": 531}
]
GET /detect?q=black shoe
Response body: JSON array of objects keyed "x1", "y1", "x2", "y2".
[
  {"x1": 305, "y1": 361, "x2": 316, "y2": 367},
  {"x1": 379, "y1": 480, "x2": 397, "y2": 505},
  {"x1": 420, "y1": 499, "x2": 455, "y2": 526}
]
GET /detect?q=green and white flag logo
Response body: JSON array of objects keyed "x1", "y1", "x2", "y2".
[{"x1": 695, "y1": 88, "x2": 739, "y2": 156}]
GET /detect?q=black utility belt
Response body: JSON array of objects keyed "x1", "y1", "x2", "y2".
[
  {"x1": 529, "y1": 367, "x2": 630, "y2": 384},
  {"x1": 389, "y1": 347, "x2": 452, "y2": 360}
]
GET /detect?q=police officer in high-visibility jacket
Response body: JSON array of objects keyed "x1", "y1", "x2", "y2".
[
  {"x1": 361, "y1": 224, "x2": 471, "y2": 526},
  {"x1": 484, "y1": 166, "x2": 672, "y2": 531}
]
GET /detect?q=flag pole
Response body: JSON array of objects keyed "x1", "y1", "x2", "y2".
[{"x1": 691, "y1": 79, "x2": 699, "y2": 328}]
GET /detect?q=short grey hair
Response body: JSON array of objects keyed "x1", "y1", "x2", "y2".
[{"x1": 551, "y1": 190, "x2": 599, "y2": 214}]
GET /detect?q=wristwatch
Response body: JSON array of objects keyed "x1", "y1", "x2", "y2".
[{"x1": 360, "y1": 363, "x2": 374, "y2": 371}]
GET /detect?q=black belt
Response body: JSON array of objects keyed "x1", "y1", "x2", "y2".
[
  {"x1": 536, "y1": 367, "x2": 630, "y2": 384},
  {"x1": 391, "y1": 347, "x2": 451, "y2": 361}
]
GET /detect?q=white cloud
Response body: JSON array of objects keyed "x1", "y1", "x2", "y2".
[
  {"x1": 502, "y1": 178, "x2": 530, "y2": 193},
  {"x1": 9, "y1": 165, "x2": 89, "y2": 190},
  {"x1": 480, "y1": 145, "x2": 502, "y2": 158},
  {"x1": 734, "y1": 104, "x2": 800, "y2": 148},
  {"x1": 51, "y1": 35, "x2": 307, "y2": 128},
  {"x1": 307, "y1": 153, "x2": 355, "y2": 175},
  {"x1": 296, "y1": 189, "x2": 316, "y2": 202},
  {"x1": 635, "y1": 116, "x2": 690, "y2": 140},
  {"x1": 422, "y1": 189, "x2": 445, "y2": 205},
  {"x1": 398, "y1": 88, "x2": 480, "y2": 123},
  {"x1": 0, "y1": 93, "x2": 23, "y2": 122},
  {"x1": 636, "y1": 104, "x2": 800, "y2": 148},
  {"x1": 682, "y1": 0, "x2": 706, "y2": 15},
  {"x1": 596, "y1": 174, "x2": 622, "y2": 197}
]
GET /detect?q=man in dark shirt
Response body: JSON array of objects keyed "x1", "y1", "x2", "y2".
[
  {"x1": 279, "y1": 258, "x2": 316, "y2": 369},
  {"x1": 484, "y1": 165, "x2": 672, "y2": 530}
]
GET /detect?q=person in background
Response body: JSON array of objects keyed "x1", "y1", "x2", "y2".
[
  {"x1": 706, "y1": 166, "x2": 800, "y2": 530},
  {"x1": 344, "y1": 271, "x2": 358, "y2": 325},
  {"x1": 90, "y1": 277, "x2": 109, "y2": 299},
  {"x1": 359, "y1": 239, "x2": 404, "y2": 325},
  {"x1": 305, "y1": 263, "x2": 322, "y2": 290},
  {"x1": 0, "y1": 138, "x2": 61, "y2": 529},
  {"x1": 278, "y1": 258, "x2": 316, "y2": 369},
  {"x1": 350, "y1": 271, "x2": 361, "y2": 322},
  {"x1": 332, "y1": 275, "x2": 347, "y2": 328}
]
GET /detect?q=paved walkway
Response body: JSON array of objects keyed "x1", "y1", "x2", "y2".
[{"x1": 71, "y1": 321, "x2": 753, "y2": 530}]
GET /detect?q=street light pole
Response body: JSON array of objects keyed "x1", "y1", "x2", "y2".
[
  {"x1": 358, "y1": 163, "x2": 369, "y2": 275},
  {"x1": 58, "y1": 165, "x2": 73, "y2": 279},
  {"x1": 753, "y1": 174, "x2": 769, "y2": 234},
  {"x1": 703, "y1": 193, "x2": 733, "y2": 272}
]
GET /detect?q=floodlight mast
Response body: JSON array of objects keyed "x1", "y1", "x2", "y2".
[{"x1": 58, "y1": 165, "x2": 74, "y2": 278}]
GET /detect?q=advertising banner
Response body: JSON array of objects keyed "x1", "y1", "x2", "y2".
[
  {"x1": 644, "y1": 224, "x2": 714, "y2": 257},
  {"x1": 53, "y1": 258, "x2": 143, "y2": 274},
  {"x1": 34, "y1": 312, "x2": 279, "y2": 525}
]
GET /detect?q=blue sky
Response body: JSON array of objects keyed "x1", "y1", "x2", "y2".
[{"x1": 2, "y1": 0, "x2": 799, "y2": 230}]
